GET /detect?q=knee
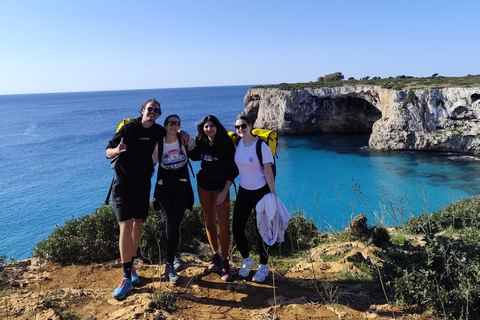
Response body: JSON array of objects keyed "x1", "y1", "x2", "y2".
[
  {"x1": 203, "y1": 211, "x2": 216, "y2": 226},
  {"x1": 132, "y1": 219, "x2": 142, "y2": 231},
  {"x1": 119, "y1": 219, "x2": 134, "y2": 234}
]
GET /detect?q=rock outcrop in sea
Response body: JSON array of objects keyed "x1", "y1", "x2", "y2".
[{"x1": 242, "y1": 86, "x2": 480, "y2": 153}]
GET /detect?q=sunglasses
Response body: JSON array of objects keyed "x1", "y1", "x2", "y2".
[
  {"x1": 166, "y1": 121, "x2": 180, "y2": 126},
  {"x1": 235, "y1": 123, "x2": 247, "y2": 130},
  {"x1": 147, "y1": 106, "x2": 161, "y2": 114}
]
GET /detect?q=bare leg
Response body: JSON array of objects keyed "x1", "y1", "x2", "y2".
[
  {"x1": 131, "y1": 218, "x2": 142, "y2": 259},
  {"x1": 119, "y1": 219, "x2": 134, "y2": 263}
]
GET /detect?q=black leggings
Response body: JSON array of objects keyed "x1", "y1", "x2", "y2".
[
  {"x1": 156, "y1": 176, "x2": 192, "y2": 264},
  {"x1": 232, "y1": 184, "x2": 271, "y2": 265},
  {"x1": 164, "y1": 204, "x2": 186, "y2": 264}
]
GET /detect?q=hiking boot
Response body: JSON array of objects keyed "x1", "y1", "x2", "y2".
[
  {"x1": 113, "y1": 277, "x2": 133, "y2": 299},
  {"x1": 252, "y1": 264, "x2": 269, "y2": 283},
  {"x1": 173, "y1": 251, "x2": 182, "y2": 271},
  {"x1": 165, "y1": 262, "x2": 179, "y2": 285},
  {"x1": 131, "y1": 266, "x2": 140, "y2": 285},
  {"x1": 238, "y1": 256, "x2": 255, "y2": 278},
  {"x1": 208, "y1": 252, "x2": 221, "y2": 270},
  {"x1": 220, "y1": 258, "x2": 232, "y2": 281}
]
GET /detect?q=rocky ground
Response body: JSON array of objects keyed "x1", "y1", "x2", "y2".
[{"x1": 1, "y1": 242, "x2": 426, "y2": 320}]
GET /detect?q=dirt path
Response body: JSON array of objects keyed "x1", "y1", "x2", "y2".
[{"x1": 1, "y1": 249, "x2": 418, "y2": 320}]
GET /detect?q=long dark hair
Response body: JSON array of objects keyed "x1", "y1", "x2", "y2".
[
  {"x1": 164, "y1": 114, "x2": 184, "y2": 155},
  {"x1": 195, "y1": 115, "x2": 229, "y2": 146}
]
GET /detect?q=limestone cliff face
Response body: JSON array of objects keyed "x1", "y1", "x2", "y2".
[
  {"x1": 242, "y1": 86, "x2": 386, "y2": 134},
  {"x1": 242, "y1": 86, "x2": 480, "y2": 153},
  {"x1": 369, "y1": 88, "x2": 480, "y2": 153}
]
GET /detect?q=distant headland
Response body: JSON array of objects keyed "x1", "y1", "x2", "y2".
[{"x1": 241, "y1": 73, "x2": 480, "y2": 154}]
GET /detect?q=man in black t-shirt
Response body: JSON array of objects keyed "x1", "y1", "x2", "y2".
[{"x1": 106, "y1": 99, "x2": 165, "y2": 299}]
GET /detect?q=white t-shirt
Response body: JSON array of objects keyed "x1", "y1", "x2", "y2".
[{"x1": 235, "y1": 138, "x2": 274, "y2": 190}]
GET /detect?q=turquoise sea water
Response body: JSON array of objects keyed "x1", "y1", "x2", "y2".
[{"x1": 1, "y1": 85, "x2": 480, "y2": 260}]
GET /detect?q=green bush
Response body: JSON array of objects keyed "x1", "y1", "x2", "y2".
[
  {"x1": 34, "y1": 205, "x2": 119, "y2": 264},
  {"x1": 378, "y1": 196, "x2": 480, "y2": 319},
  {"x1": 258, "y1": 74, "x2": 480, "y2": 91},
  {"x1": 34, "y1": 198, "x2": 321, "y2": 265},
  {"x1": 34, "y1": 203, "x2": 209, "y2": 265},
  {"x1": 282, "y1": 210, "x2": 320, "y2": 251},
  {"x1": 400, "y1": 89, "x2": 417, "y2": 110},
  {"x1": 378, "y1": 235, "x2": 480, "y2": 319},
  {"x1": 233, "y1": 208, "x2": 320, "y2": 257},
  {"x1": 138, "y1": 208, "x2": 165, "y2": 263},
  {"x1": 179, "y1": 205, "x2": 209, "y2": 252},
  {"x1": 403, "y1": 196, "x2": 480, "y2": 235},
  {"x1": 140, "y1": 204, "x2": 208, "y2": 263},
  {"x1": 323, "y1": 72, "x2": 344, "y2": 82}
]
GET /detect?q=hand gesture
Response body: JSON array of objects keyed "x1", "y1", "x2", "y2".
[{"x1": 117, "y1": 137, "x2": 127, "y2": 154}]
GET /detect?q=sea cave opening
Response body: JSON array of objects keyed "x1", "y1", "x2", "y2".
[
  {"x1": 339, "y1": 96, "x2": 382, "y2": 133},
  {"x1": 295, "y1": 95, "x2": 382, "y2": 134}
]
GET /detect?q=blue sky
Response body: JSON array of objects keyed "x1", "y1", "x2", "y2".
[{"x1": 1, "y1": 0, "x2": 479, "y2": 95}]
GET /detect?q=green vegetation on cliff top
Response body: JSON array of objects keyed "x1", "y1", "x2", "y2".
[
  {"x1": 259, "y1": 72, "x2": 480, "y2": 91},
  {"x1": 25, "y1": 193, "x2": 480, "y2": 319}
]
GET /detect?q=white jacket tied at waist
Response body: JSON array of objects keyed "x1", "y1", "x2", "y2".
[{"x1": 255, "y1": 193, "x2": 291, "y2": 246}]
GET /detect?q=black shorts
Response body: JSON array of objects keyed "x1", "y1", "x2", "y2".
[{"x1": 112, "y1": 180, "x2": 151, "y2": 222}]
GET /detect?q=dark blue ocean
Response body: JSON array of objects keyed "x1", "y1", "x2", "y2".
[{"x1": 2, "y1": 85, "x2": 480, "y2": 260}]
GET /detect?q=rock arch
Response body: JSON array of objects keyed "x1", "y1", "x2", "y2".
[{"x1": 243, "y1": 88, "x2": 383, "y2": 134}]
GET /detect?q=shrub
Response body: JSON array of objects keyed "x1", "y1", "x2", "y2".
[
  {"x1": 233, "y1": 208, "x2": 320, "y2": 257},
  {"x1": 400, "y1": 89, "x2": 417, "y2": 110},
  {"x1": 378, "y1": 196, "x2": 480, "y2": 319},
  {"x1": 323, "y1": 72, "x2": 344, "y2": 82},
  {"x1": 140, "y1": 203, "x2": 208, "y2": 263},
  {"x1": 179, "y1": 205, "x2": 209, "y2": 253},
  {"x1": 139, "y1": 208, "x2": 165, "y2": 263},
  {"x1": 257, "y1": 75, "x2": 480, "y2": 91},
  {"x1": 34, "y1": 205, "x2": 119, "y2": 264},
  {"x1": 34, "y1": 199, "x2": 322, "y2": 265},
  {"x1": 34, "y1": 203, "x2": 209, "y2": 265},
  {"x1": 377, "y1": 235, "x2": 480, "y2": 319},
  {"x1": 149, "y1": 292, "x2": 177, "y2": 312},
  {"x1": 403, "y1": 196, "x2": 480, "y2": 235},
  {"x1": 283, "y1": 210, "x2": 320, "y2": 248}
]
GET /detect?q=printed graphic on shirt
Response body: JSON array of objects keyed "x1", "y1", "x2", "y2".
[
  {"x1": 161, "y1": 141, "x2": 187, "y2": 170},
  {"x1": 201, "y1": 153, "x2": 219, "y2": 162}
]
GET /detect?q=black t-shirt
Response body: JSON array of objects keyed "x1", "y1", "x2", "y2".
[{"x1": 107, "y1": 117, "x2": 166, "y2": 184}]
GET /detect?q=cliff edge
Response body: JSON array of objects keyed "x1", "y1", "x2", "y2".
[{"x1": 242, "y1": 86, "x2": 480, "y2": 153}]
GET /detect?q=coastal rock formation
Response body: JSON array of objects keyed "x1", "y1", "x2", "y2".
[{"x1": 242, "y1": 86, "x2": 480, "y2": 153}]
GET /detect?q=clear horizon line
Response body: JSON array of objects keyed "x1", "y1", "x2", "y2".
[{"x1": 0, "y1": 83, "x2": 269, "y2": 97}]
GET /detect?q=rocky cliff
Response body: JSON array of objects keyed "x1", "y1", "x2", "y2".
[{"x1": 242, "y1": 86, "x2": 480, "y2": 153}]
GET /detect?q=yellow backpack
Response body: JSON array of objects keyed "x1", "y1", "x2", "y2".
[
  {"x1": 116, "y1": 118, "x2": 135, "y2": 133},
  {"x1": 104, "y1": 118, "x2": 136, "y2": 205},
  {"x1": 228, "y1": 128, "x2": 278, "y2": 177}
]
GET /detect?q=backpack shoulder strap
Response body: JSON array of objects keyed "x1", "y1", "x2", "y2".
[
  {"x1": 255, "y1": 137, "x2": 276, "y2": 178},
  {"x1": 178, "y1": 132, "x2": 196, "y2": 178},
  {"x1": 256, "y1": 138, "x2": 264, "y2": 166}
]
